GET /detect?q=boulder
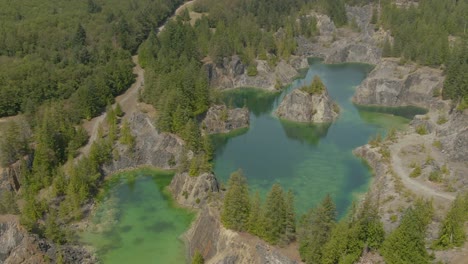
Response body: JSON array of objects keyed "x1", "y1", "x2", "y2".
[{"x1": 275, "y1": 88, "x2": 339, "y2": 123}]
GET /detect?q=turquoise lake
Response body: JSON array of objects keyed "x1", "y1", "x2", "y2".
[
  {"x1": 81, "y1": 59, "x2": 425, "y2": 263},
  {"x1": 212, "y1": 59, "x2": 418, "y2": 215}
]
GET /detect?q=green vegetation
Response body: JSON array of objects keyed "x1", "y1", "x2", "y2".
[
  {"x1": 380, "y1": 199, "x2": 433, "y2": 264},
  {"x1": 221, "y1": 172, "x2": 296, "y2": 245},
  {"x1": 433, "y1": 193, "x2": 468, "y2": 249},
  {"x1": 301, "y1": 75, "x2": 326, "y2": 95},
  {"x1": 192, "y1": 251, "x2": 205, "y2": 264},
  {"x1": 409, "y1": 165, "x2": 421, "y2": 178},
  {"x1": 0, "y1": 0, "x2": 182, "y2": 118},
  {"x1": 416, "y1": 125, "x2": 428, "y2": 135},
  {"x1": 378, "y1": 0, "x2": 468, "y2": 107},
  {"x1": 221, "y1": 170, "x2": 251, "y2": 231},
  {"x1": 428, "y1": 170, "x2": 442, "y2": 183}
]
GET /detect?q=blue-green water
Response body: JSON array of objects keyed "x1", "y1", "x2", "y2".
[
  {"x1": 81, "y1": 169, "x2": 194, "y2": 263},
  {"x1": 81, "y1": 60, "x2": 422, "y2": 263},
  {"x1": 212, "y1": 60, "x2": 414, "y2": 215}
]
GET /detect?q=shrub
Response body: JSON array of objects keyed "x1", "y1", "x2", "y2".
[
  {"x1": 437, "y1": 115, "x2": 447, "y2": 125},
  {"x1": 428, "y1": 171, "x2": 442, "y2": 182},
  {"x1": 416, "y1": 125, "x2": 428, "y2": 135},
  {"x1": 247, "y1": 64, "x2": 258, "y2": 76},
  {"x1": 410, "y1": 166, "x2": 421, "y2": 178}
]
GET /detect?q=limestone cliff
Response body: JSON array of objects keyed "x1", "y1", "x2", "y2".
[
  {"x1": 170, "y1": 172, "x2": 219, "y2": 208},
  {"x1": 276, "y1": 88, "x2": 339, "y2": 123},
  {"x1": 205, "y1": 55, "x2": 305, "y2": 91},
  {"x1": 0, "y1": 215, "x2": 96, "y2": 264},
  {"x1": 183, "y1": 206, "x2": 298, "y2": 264},
  {"x1": 103, "y1": 112, "x2": 186, "y2": 174},
  {"x1": 352, "y1": 58, "x2": 444, "y2": 108},
  {"x1": 202, "y1": 105, "x2": 249, "y2": 135}
]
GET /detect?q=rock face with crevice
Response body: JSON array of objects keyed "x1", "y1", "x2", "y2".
[
  {"x1": 204, "y1": 55, "x2": 304, "y2": 91},
  {"x1": 184, "y1": 206, "x2": 298, "y2": 264},
  {"x1": 352, "y1": 58, "x2": 444, "y2": 108},
  {"x1": 276, "y1": 88, "x2": 339, "y2": 123},
  {"x1": 170, "y1": 172, "x2": 219, "y2": 208},
  {"x1": 103, "y1": 112, "x2": 186, "y2": 174},
  {"x1": 202, "y1": 105, "x2": 249, "y2": 134},
  {"x1": 0, "y1": 215, "x2": 96, "y2": 264}
]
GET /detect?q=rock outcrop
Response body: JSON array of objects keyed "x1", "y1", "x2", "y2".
[
  {"x1": 202, "y1": 105, "x2": 249, "y2": 134},
  {"x1": 434, "y1": 109, "x2": 468, "y2": 162},
  {"x1": 184, "y1": 206, "x2": 297, "y2": 264},
  {"x1": 276, "y1": 88, "x2": 339, "y2": 123},
  {"x1": 205, "y1": 55, "x2": 302, "y2": 91},
  {"x1": 170, "y1": 172, "x2": 219, "y2": 208},
  {"x1": 103, "y1": 112, "x2": 186, "y2": 174},
  {"x1": 0, "y1": 215, "x2": 96, "y2": 264},
  {"x1": 352, "y1": 58, "x2": 444, "y2": 108}
]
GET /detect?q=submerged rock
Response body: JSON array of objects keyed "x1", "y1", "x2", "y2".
[
  {"x1": 202, "y1": 105, "x2": 249, "y2": 134},
  {"x1": 276, "y1": 78, "x2": 339, "y2": 123}
]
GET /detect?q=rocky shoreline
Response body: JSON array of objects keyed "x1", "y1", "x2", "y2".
[{"x1": 2, "y1": 3, "x2": 467, "y2": 264}]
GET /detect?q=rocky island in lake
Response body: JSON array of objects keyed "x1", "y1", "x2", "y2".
[{"x1": 275, "y1": 76, "x2": 339, "y2": 123}]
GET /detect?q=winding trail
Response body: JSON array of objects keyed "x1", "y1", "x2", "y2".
[
  {"x1": 389, "y1": 133, "x2": 455, "y2": 201},
  {"x1": 80, "y1": 0, "x2": 196, "y2": 157}
]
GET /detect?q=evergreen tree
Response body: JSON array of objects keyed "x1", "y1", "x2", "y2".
[
  {"x1": 434, "y1": 193, "x2": 468, "y2": 248},
  {"x1": 74, "y1": 24, "x2": 87, "y2": 46},
  {"x1": 221, "y1": 170, "x2": 250, "y2": 231},
  {"x1": 264, "y1": 183, "x2": 286, "y2": 244},
  {"x1": 247, "y1": 191, "x2": 265, "y2": 237},
  {"x1": 380, "y1": 199, "x2": 433, "y2": 264},
  {"x1": 298, "y1": 194, "x2": 336, "y2": 264}
]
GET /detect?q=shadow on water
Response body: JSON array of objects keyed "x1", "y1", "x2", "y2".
[
  {"x1": 355, "y1": 104, "x2": 428, "y2": 119},
  {"x1": 279, "y1": 119, "x2": 331, "y2": 146},
  {"x1": 221, "y1": 88, "x2": 280, "y2": 117}
]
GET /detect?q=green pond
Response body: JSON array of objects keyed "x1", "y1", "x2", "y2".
[
  {"x1": 81, "y1": 169, "x2": 194, "y2": 263},
  {"x1": 212, "y1": 59, "x2": 420, "y2": 215},
  {"x1": 81, "y1": 59, "x2": 424, "y2": 263}
]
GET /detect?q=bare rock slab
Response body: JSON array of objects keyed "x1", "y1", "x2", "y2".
[{"x1": 275, "y1": 88, "x2": 339, "y2": 123}]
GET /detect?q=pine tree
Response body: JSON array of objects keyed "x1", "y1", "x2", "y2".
[
  {"x1": 380, "y1": 199, "x2": 433, "y2": 264},
  {"x1": 74, "y1": 24, "x2": 87, "y2": 46},
  {"x1": 247, "y1": 191, "x2": 265, "y2": 237},
  {"x1": 264, "y1": 183, "x2": 286, "y2": 244},
  {"x1": 221, "y1": 170, "x2": 250, "y2": 231},
  {"x1": 298, "y1": 194, "x2": 337, "y2": 264},
  {"x1": 434, "y1": 194, "x2": 468, "y2": 248},
  {"x1": 282, "y1": 190, "x2": 296, "y2": 244}
]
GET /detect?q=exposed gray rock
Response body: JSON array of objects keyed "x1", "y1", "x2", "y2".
[
  {"x1": 202, "y1": 105, "x2": 249, "y2": 134},
  {"x1": 169, "y1": 172, "x2": 219, "y2": 208},
  {"x1": 324, "y1": 40, "x2": 381, "y2": 65},
  {"x1": 0, "y1": 216, "x2": 96, "y2": 264},
  {"x1": 103, "y1": 112, "x2": 186, "y2": 174},
  {"x1": 276, "y1": 88, "x2": 339, "y2": 123},
  {"x1": 353, "y1": 59, "x2": 444, "y2": 108},
  {"x1": 436, "y1": 110, "x2": 468, "y2": 162},
  {"x1": 206, "y1": 56, "x2": 299, "y2": 91},
  {"x1": 184, "y1": 206, "x2": 297, "y2": 264}
]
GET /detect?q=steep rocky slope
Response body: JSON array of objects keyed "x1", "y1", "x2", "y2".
[
  {"x1": 352, "y1": 58, "x2": 445, "y2": 108},
  {"x1": 276, "y1": 88, "x2": 339, "y2": 123},
  {"x1": 202, "y1": 105, "x2": 249, "y2": 134}
]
